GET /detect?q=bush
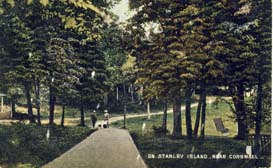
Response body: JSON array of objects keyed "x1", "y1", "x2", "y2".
[{"x1": 152, "y1": 125, "x2": 169, "y2": 134}]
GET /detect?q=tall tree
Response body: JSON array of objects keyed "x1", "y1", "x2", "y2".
[
  {"x1": 0, "y1": 2, "x2": 36, "y2": 123},
  {"x1": 128, "y1": 0, "x2": 186, "y2": 138},
  {"x1": 76, "y1": 39, "x2": 108, "y2": 126},
  {"x1": 219, "y1": 0, "x2": 256, "y2": 140},
  {"x1": 45, "y1": 37, "x2": 78, "y2": 126},
  {"x1": 192, "y1": 1, "x2": 226, "y2": 139},
  {"x1": 101, "y1": 24, "x2": 128, "y2": 109},
  {"x1": 251, "y1": 0, "x2": 272, "y2": 153}
]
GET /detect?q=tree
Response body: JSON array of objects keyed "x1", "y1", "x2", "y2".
[
  {"x1": 128, "y1": 0, "x2": 184, "y2": 138},
  {"x1": 129, "y1": 0, "x2": 226, "y2": 139},
  {"x1": 0, "y1": 0, "x2": 118, "y2": 127},
  {"x1": 217, "y1": 0, "x2": 257, "y2": 140},
  {"x1": 75, "y1": 39, "x2": 108, "y2": 127},
  {"x1": 101, "y1": 24, "x2": 128, "y2": 108},
  {"x1": 251, "y1": 0, "x2": 271, "y2": 153},
  {"x1": 0, "y1": 2, "x2": 36, "y2": 123},
  {"x1": 45, "y1": 37, "x2": 78, "y2": 127},
  {"x1": 189, "y1": 1, "x2": 226, "y2": 139}
]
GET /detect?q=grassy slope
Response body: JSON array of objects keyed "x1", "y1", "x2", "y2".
[
  {"x1": 111, "y1": 101, "x2": 271, "y2": 168},
  {"x1": 0, "y1": 123, "x2": 94, "y2": 168}
]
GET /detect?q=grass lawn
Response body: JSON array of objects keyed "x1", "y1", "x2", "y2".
[
  {"x1": 0, "y1": 123, "x2": 95, "y2": 168},
  {"x1": 111, "y1": 101, "x2": 271, "y2": 168}
]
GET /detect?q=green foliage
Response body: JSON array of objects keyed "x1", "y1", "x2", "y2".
[
  {"x1": 76, "y1": 39, "x2": 109, "y2": 108},
  {"x1": 127, "y1": 0, "x2": 271, "y2": 139},
  {"x1": 128, "y1": 0, "x2": 227, "y2": 102},
  {"x1": 0, "y1": 0, "x2": 116, "y2": 123},
  {"x1": 0, "y1": 123, "x2": 94, "y2": 167},
  {"x1": 102, "y1": 24, "x2": 131, "y2": 87},
  {"x1": 0, "y1": 7, "x2": 33, "y2": 85}
]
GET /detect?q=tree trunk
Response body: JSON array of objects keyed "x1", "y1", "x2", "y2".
[
  {"x1": 172, "y1": 90, "x2": 182, "y2": 138},
  {"x1": 162, "y1": 101, "x2": 168, "y2": 132},
  {"x1": 234, "y1": 83, "x2": 248, "y2": 140},
  {"x1": 123, "y1": 103, "x2": 127, "y2": 128},
  {"x1": 49, "y1": 85, "x2": 55, "y2": 127},
  {"x1": 131, "y1": 84, "x2": 135, "y2": 103},
  {"x1": 25, "y1": 84, "x2": 35, "y2": 123},
  {"x1": 193, "y1": 86, "x2": 204, "y2": 138},
  {"x1": 80, "y1": 104, "x2": 85, "y2": 126},
  {"x1": 254, "y1": 76, "x2": 263, "y2": 153},
  {"x1": 34, "y1": 81, "x2": 41, "y2": 125},
  {"x1": 147, "y1": 102, "x2": 151, "y2": 119},
  {"x1": 61, "y1": 105, "x2": 65, "y2": 127},
  {"x1": 104, "y1": 93, "x2": 108, "y2": 105},
  {"x1": 123, "y1": 83, "x2": 127, "y2": 128},
  {"x1": 185, "y1": 86, "x2": 192, "y2": 139},
  {"x1": 200, "y1": 89, "x2": 207, "y2": 139},
  {"x1": 11, "y1": 100, "x2": 16, "y2": 119},
  {"x1": 116, "y1": 87, "x2": 119, "y2": 101}
]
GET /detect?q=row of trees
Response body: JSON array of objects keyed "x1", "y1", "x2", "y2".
[
  {"x1": 0, "y1": 0, "x2": 271, "y2": 146},
  {"x1": 0, "y1": 0, "x2": 131, "y2": 127},
  {"x1": 126, "y1": 0, "x2": 271, "y2": 141}
]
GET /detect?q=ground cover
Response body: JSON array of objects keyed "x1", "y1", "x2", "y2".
[
  {"x1": 111, "y1": 101, "x2": 271, "y2": 168},
  {"x1": 0, "y1": 123, "x2": 94, "y2": 168}
]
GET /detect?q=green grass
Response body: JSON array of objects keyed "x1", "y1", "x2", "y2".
[
  {"x1": 111, "y1": 101, "x2": 271, "y2": 168},
  {"x1": 0, "y1": 123, "x2": 95, "y2": 168}
]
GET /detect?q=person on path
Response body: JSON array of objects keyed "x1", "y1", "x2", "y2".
[
  {"x1": 91, "y1": 110, "x2": 97, "y2": 128},
  {"x1": 103, "y1": 110, "x2": 109, "y2": 128}
]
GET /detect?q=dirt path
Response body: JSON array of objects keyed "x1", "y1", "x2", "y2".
[
  {"x1": 107, "y1": 96, "x2": 227, "y2": 124},
  {"x1": 108, "y1": 102, "x2": 199, "y2": 124},
  {"x1": 0, "y1": 96, "x2": 220, "y2": 126},
  {"x1": 43, "y1": 128, "x2": 147, "y2": 168}
]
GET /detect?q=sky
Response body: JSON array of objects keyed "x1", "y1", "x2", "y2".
[
  {"x1": 110, "y1": 0, "x2": 160, "y2": 38},
  {"x1": 110, "y1": 0, "x2": 135, "y2": 23}
]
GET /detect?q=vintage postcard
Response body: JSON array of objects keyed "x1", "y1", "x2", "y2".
[{"x1": 0, "y1": 0, "x2": 271, "y2": 168}]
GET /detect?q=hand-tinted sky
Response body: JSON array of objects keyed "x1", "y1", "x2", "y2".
[{"x1": 110, "y1": 0, "x2": 135, "y2": 23}]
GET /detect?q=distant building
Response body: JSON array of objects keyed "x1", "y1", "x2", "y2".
[{"x1": 0, "y1": 93, "x2": 6, "y2": 113}]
